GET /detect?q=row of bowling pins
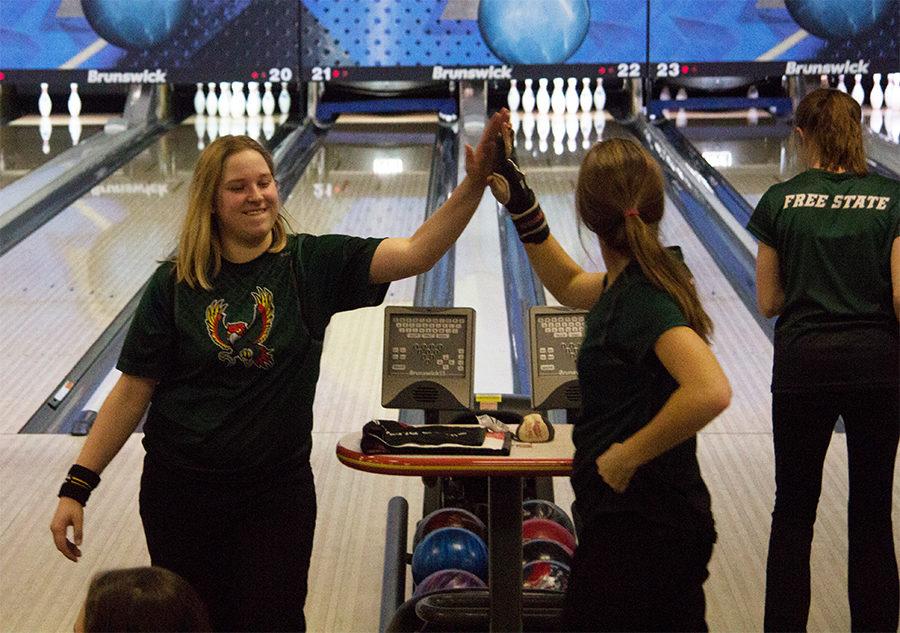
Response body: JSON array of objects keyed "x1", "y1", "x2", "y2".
[
  {"x1": 193, "y1": 112, "x2": 286, "y2": 150},
  {"x1": 195, "y1": 81, "x2": 290, "y2": 118},
  {"x1": 508, "y1": 110, "x2": 607, "y2": 155},
  {"x1": 824, "y1": 73, "x2": 900, "y2": 110},
  {"x1": 38, "y1": 82, "x2": 82, "y2": 118},
  {"x1": 507, "y1": 77, "x2": 606, "y2": 116},
  {"x1": 868, "y1": 108, "x2": 900, "y2": 144}
]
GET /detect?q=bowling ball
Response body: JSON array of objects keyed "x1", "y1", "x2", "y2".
[
  {"x1": 523, "y1": 560, "x2": 571, "y2": 592},
  {"x1": 413, "y1": 507, "x2": 487, "y2": 550},
  {"x1": 478, "y1": 0, "x2": 590, "y2": 65},
  {"x1": 784, "y1": 0, "x2": 891, "y2": 40},
  {"x1": 81, "y1": 0, "x2": 190, "y2": 50},
  {"x1": 522, "y1": 538, "x2": 574, "y2": 568},
  {"x1": 523, "y1": 499, "x2": 577, "y2": 538},
  {"x1": 522, "y1": 518, "x2": 577, "y2": 552},
  {"x1": 412, "y1": 568, "x2": 487, "y2": 598},
  {"x1": 412, "y1": 527, "x2": 488, "y2": 585}
]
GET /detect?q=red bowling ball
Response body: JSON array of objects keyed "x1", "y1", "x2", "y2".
[{"x1": 522, "y1": 518, "x2": 576, "y2": 552}]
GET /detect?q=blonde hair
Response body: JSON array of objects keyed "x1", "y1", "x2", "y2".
[
  {"x1": 176, "y1": 135, "x2": 288, "y2": 289},
  {"x1": 794, "y1": 88, "x2": 868, "y2": 176},
  {"x1": 576, "y1": 138, "x2": 713, "y2": 342}
]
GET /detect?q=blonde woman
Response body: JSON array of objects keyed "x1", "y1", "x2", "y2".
[{"x1": 51, "y1": 110, "x2": 508, "y2": 633}]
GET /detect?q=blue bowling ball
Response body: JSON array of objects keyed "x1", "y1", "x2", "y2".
[
  {"x1": 478, "y1": 0, "x2": 590, "y2": 64},
  {"x1": 81, "y1": 0, "x2": 190, "y2": 50},
  {"x1": 784, "y1": 0, "x2": 891, "y2": 40},
  {"x1": 412, "y1": 527, "x2": 488, "y2": 585}
]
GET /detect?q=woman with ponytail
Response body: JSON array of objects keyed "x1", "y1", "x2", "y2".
[
  {"x1": 490, "y1": 133, "x2": 731, "y2": 631},
  {"x1": 748, "y1": 88, "x2": 899, "y2": 632}
]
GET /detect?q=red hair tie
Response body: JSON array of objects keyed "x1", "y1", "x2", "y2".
[{"x1": 623, "y1": 208, "x2": 640, "y2": 217}]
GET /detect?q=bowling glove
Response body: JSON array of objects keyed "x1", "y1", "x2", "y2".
[{"x1": 490, "y1": 133, "x2": 549, "y2": 244}]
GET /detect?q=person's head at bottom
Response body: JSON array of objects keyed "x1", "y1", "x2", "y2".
[{"x1": 75, "y1": 566, "x2": 210, "y2": 632}]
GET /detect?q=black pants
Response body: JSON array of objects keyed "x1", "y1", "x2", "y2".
[
  {"x1": 765, "y1": 388, "x2": 899, "y2": 632},
  {"x1": 139, "y1": 458, "x2": 317, "y2": 632},
  {"x1": 562, "y1": 511, "x2": 715, "y2": 632}
]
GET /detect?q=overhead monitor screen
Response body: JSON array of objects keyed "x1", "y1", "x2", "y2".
[
  {"x1": 300, "y1": 0, "x2": 647, "y2": 81},
  {"x1": 0, "y1": 0, "x2": 299, "y2": 85},
  {"x1": 648, "y1": 0, "x2": 899, "y2": 79}
]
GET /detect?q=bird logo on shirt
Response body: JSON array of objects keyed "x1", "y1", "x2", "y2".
[{"x1": 205, "y1": 286, "x2": 275, "y2": 369}]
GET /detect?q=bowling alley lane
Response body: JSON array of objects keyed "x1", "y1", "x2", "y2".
[
  {"x1": 280, "y1": 115, "x2": 437, "y2": 434},
  {"x1": 514, "y1": 114, "x2": 773, "y2": 434},
  {"x1": 667, "y1": 110, "x2": 795, "y2": 208},
  {"x1": 0, "y1": 117, "x2": 290, "y2": 434},
  {"x1": 0, "y1": 115, "x2": 105, "y2": 190}
]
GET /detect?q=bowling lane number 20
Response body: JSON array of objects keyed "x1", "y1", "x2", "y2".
[{"x1": 616, "y1": 63, "x2": 641, "y2": 78}]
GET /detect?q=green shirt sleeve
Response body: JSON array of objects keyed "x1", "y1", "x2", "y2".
[
  {"x1": 117, "y1": 262, "x2": 177, "y2": 379},
  {"x1": 747, "y1": 189, "x2": 777, "y2": 247},
  {"x1": 294, "y1": 234, "x2": 389, "y2": 339}
]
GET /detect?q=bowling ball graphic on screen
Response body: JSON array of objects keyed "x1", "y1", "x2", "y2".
[
  {"x1": 81, "y1": 0, "x2": 190, "y2": 50},
  {"x1": 411, "y1": 527, "x2": 488, "y2": 585},
  {"x1": 784, "y1": 0, "x2": 892, "y2": 40},
  {"x1": 478, "y1": 0, "x2": 590, "y2": 64}
]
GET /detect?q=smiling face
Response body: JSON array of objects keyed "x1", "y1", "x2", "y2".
[{"x1": 214, "y1": 149, "x2": 279, "y2": 259}]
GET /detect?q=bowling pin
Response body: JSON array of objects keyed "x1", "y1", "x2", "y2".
[
  {"x1": 536, "y1": 113, "x2": 551, "y2": 153},
  {"x1": 206, "y1": 82, "x2": 218, "y2": 116},
  {"x1": 565, "y1": 78, "x2": 579, "y2": 114},
  {"x1": 579, "y1": 78, "x2": 593, "y2": 112},
  {"x1": 262, "y1": 81, "x2": 276, "y2": 115},
  {"x1": 593, "y1": 78, "x2": 606, "y2": 111},
  {"x1": 578, "y1": 111, "x2": 592, "y2": 149},
  {"x1": 262, "y1": 114, "x2": 276, "y2": 140},
  {"x1": 675, "y1": 87, "x2": 687, "y2": 101},
  {"x1": 565, "y1": 112, "x2": 579, "y2": 152},
  {"x1": 193, "y1": 82, "x2": 205, "y2": 116},
  {"x1": 536, "y1": 78, "x2": 551, "y2": 115},
  {"x1": 837, "y1": 74, "x2": 847, "y2": 93},
  {"x1": 194, "y1": 113, "x2": 206, "y2": 150},
  {"x1": 870, "y1": 73, "x2": 884, "y2": 110},
  {"x1": 230, "y1": 82, "x2": 246, "y2": 118},
  {"x1": 550, "y1": 78, "x2": 566, "y2": 115},
  {"x1": 507, "y1": 79, "x2": 520, "y2": 112},
  {"x1": 522, "y1": 111, "x2": 535, "y2": 151},
  {"x1": 747, "y1": 84, "x2": 759, "y2": 99},
  {"x1": 747, "y1": 106, "x2": 759, "y2": 126},
  {"x1": 676, "y1": 108, "x2": 688, "y2": 128},
  {"x1": 246, "y1": 81, "x2": 261, "y2": 117},
  {"x1": 869, "y1": 108, "x2": 883, "y2": 135},
  {"x1": 39, "y1": 116, "x2": 52, "y2": 154},
  {"x1": 67, "y1": 83, "x2": 81, "y2": 117},
  {"x1": 887, "y1": 109, "x2": 900, "y2": 143},
  {"x1": 38, "y1": 82, "x2": 52, "y2": 118},
  {"x1": 278, "y1": 82, "x2": 291, "y2": 115},
  {"x1": 851, "y1": 74, "x2": 864, "y2": 106},
  {"x1": 68, "y1": 116, "x2": 82, "y2": 146},
  {"x1": 659, "y1": 84, "x2": 672, "y2": 101},
  {"x1": 522, "y1": 78, "x2": 535, "y2": 113},
  {"x1": 218, "y1": 82, "x2": 231, "y2": 117}
]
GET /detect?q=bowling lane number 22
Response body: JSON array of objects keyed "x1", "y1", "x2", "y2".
[{"x1": 616, "y1": 63, "x2": 641, "y2": 78}]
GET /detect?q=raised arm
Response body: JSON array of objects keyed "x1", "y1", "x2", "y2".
[
  {"x1": 487, "y1": 124, "x2": 604, "y2": 309},
  {"x1": 368, "y1": 109, "x2": 510, "y2": 284},
  {"x1": 50, "y1": 373, "x2": 156, "y2": 561},
  {"x1": 756, "y1": 242, "x2": 785, "y2": 318},
  {"x1": 596, "y1": 326, "x2": 731, "y2": 492}
]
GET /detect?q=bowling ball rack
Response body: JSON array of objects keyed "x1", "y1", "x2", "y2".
[{"x1": 378, "y1": 397, "x2": 571, "y2": 632}]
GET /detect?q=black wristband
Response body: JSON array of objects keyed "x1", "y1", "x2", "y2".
[{"x1": 58, "y1": 464, "x2": 100, "y2": 506}]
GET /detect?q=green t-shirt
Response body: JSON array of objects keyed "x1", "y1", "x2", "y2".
[
  {"x1": 747, "y1": 169, "x2": 899, "y2": 391},
  {"x1": 118, "y1": 234, "x2": 388, "y2": 481},
  {"x1": 572, "y1": 260, "x2": 714, "y2": 536}
]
